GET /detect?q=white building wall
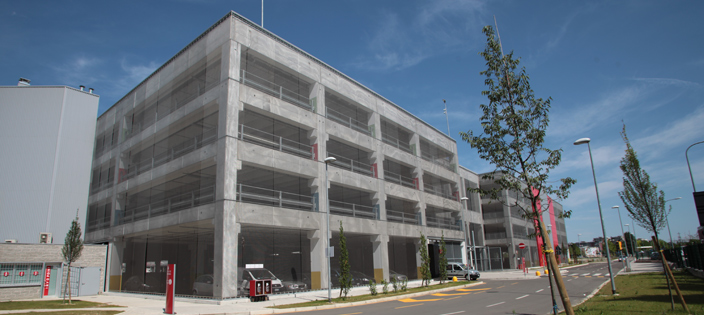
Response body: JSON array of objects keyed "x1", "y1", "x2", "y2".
[{"x1": 0, "y1": 86, "x2": 98, "y2": 244}]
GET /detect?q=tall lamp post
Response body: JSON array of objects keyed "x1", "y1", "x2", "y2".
[
  {"x1": 574, "y1": 137, "x2": 616, "y2": 294},
  {"x1": 324, "y1": 156, "x2": 336, "y2": 302},
  {"x1": 460, "y1": 197, "x2": 472, "y2": 268},
  {"x1": 664, "y1": 197, "x2": 682, "y2": 249},
  {"x1": 625, "y1": 224, "x2": 636, "y2": 258},
  {"x1": 577, "y1": 234, "x2": 582, "y2": 262},
  {"x1": 612, "y1": 205, "x2": 630, "y2": 270}
]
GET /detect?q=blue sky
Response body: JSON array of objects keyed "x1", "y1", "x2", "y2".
[{"x1": 2, "y1": 0, "x2": 703, "y2": 245}]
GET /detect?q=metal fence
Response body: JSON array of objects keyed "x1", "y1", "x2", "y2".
[
  {"x1": 241, "y1": 70, "x2": 312, "y2": 111},
  {"x1": 238, "y1": 124, "x2": 314, "y2": 159}
]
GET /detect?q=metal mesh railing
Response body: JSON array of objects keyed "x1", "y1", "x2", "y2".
[
  {"x1": 386, "y1": 210, "x2": 419, "y2": 225},
  {"x1": 116, "y1": 185, "x2": 216, "y2": 225},
  {"x1": 328, "y1": 154, "x2": 374, "y2": 177},
  {"x1": 325, "y1": 107, "x2": 371, "y2": 135},
  {"x1": 483, "y1": 212, "x2": 505, "y2": 220},
  {"x1": 423, "y1": 184, "x2": 455, "y2": 200},
  {"x1": 241, "y1": 70, "x2": 312, "y2": 111},
  {"x1": 383, "y1": 170, "x2": 415, "y2": 189},
  {"x1": 426, "y1": 216, "x2": 460, "y2": 230},
  {"x1": 485, "y1": 232, "x2": 508, "y2": 240},
  {"x1": 329, "y1": 200, "x2": 376, "y2": 219},
  {"x1": 238, "y1": 124, "x2": 314, "y2": 159},
  {"x1": 236, "y1": 184, "x2": 314, "y2": 211},
  {"x1": 122, "y1": 128, "x2": 217, "y2": 181},
  {"x1": 420, "y1": 152, "x2": 453, "y2": 171},
  {"x1": 381, "y1": 134, "x2": 412, "y2": 154}
]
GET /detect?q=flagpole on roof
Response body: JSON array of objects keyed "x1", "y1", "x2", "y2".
[
  {"x1": 261, "y1": 0, "x2": 264, "y2": 28},
  {"x1": 443, "y1": 99, "x2": 450, "y2": 136}
]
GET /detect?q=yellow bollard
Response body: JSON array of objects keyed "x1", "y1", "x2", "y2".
[
  {"x1": 535, "y1": 271, "x2": 541, "y2": 276},
  {"x1": 452, "y1": 276, "x2": 458, "y2": 282},
  {"x1": 545, "y1": 269, "x2": 549, "y2": 275}
]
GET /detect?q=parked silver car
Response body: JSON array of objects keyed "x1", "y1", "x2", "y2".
[{"x1": 446, "y1": 263, "x2": 480, "y2": 280}]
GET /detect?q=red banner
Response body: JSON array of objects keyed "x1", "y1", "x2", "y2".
[
  {"x1": 165, "y1": 264, "x2": 176, "y2": 314},
  {"x1": 43, "y1": 267, "x2": 52, "y2": 296}
]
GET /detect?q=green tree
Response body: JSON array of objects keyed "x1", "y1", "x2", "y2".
[
  {"x1": 439, "y1": 232, "x2": 448, "y2": 283},
  {"x1": 618, "y1": 125, "x2": 688, "y2": 312},
  {"x1": 419, "y1": 233, "x2": 431, "y2": 287},
  {"x1": 460, "y1": 25, "x2": 576, "y2": 315},
  {"x1": 624, "y1": 232, "x2": 637, "y2": 256},
  {"x1": 569, "y1": 243, "x2": 581, "y2": 259},
  {"x1": 338, "y1": 221, "x2": 352, "y2": 299},
  {"x1": 62, "y1": 213, "x2": 84, "y2": 304},
  {"x1": 618, "y1": 125, "x2": 669, "y2": 247}
]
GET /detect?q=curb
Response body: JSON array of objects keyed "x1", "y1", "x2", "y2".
[{"x1": 249, "y1": 281, "x2": 486, "y2": 315}]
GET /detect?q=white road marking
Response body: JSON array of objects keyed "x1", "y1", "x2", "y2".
[
  {"x1": 516, "y1": 295, "x2": 530, "y2": 300},
  {"x1": 581, "y1": 273, "x2": 590, "y2": 276},
  {"x1": 593, "y1": 273, "x2": 601, "y2": 276},
  {"x1": 536, "y1": 289, "x2": 544, "y2": 293},
  {"x1": 439, "y1": 311, "x2": 465, "y2": 315},
  {"x1": 486, "y1": 302, "x2": 505, "y2": 308}
]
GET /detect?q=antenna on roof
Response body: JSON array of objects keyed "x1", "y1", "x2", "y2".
[
  {"x1": 261, "y1": 0, "x2": 264, "y2": 28},
  {"x1": 443, "y1": 99, "x2": 450, "y2": 136}
]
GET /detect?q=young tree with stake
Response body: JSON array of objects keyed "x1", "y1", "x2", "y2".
[
  {"x1": 62, "y1": 213, "x2": 84, "y2": 304},
  {"x1": 338, "y1": 221, "x2": 352, "y2": 299},
  {"x1": 419, "y1": 233, "x2": 431, "y2": 287},
  {"x1": 460, "y1": 25, "x2": 576, "y2": 314}
]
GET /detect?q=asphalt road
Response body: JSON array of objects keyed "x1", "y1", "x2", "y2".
[{"x1": 287, "y1": 262, "x2": 625, "y2": 315}]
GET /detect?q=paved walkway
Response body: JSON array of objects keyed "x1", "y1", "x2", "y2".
[{"x1": 0, "y1": 262, "x2": 664, "y2": 315}]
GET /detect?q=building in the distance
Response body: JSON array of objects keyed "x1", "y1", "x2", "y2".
[
  {"x1": 85, "y1": 11, "x2": 480, "y2": 298},
  {"x1": 478, "y1": 172, "x2": 568, "y2": 269},
  {"x1": 0, "y1": 79, "x2": 99, "y2": 244}
]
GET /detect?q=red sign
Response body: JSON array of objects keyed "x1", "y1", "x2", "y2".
[
  {"x1": 2, "y1": 272, "x2": 8, "y2": 277},
  {"x1": 43, "y1": 267, "x2": 52, "y2": 296},
  {"x1": 165, "y1": 264, "x2": 176, "y2": 314},
  {"x1": 33, "y1": 271, "x2": 39, "y2": 276},
  {"x1": 519, "y1": 243, "x2": 526, "y2": 249},
  {"x1": 19, "y1": 271, "x2": 24, "y2": 277}
]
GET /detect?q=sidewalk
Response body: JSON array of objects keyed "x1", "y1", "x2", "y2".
[{"x1": 0, "y1": 270, "x2": 541, "y2": 315}]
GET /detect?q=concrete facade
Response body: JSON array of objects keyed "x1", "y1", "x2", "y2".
[
  {"x1": 85, "y1": 12, "x2": 475, "y2": 299},
  {"x1": 0, "y1": 84, "x2": 99, "y2": 244}
]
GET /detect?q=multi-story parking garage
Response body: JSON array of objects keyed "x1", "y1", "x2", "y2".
[{"x1": 86, "y1": 11, "x2": 478, "y2": 299}]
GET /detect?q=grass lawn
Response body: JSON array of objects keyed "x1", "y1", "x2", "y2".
[
  {"x1": 570, "y1": 270, "x2": 704, "y2": 314},
  {"x1": 0, "y1": 300, "x2": 123, "y2": 311},
  {"x1": 270, "y1": 280, "x2": 473, "y2": 309}
]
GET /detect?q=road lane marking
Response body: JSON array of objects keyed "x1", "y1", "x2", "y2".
[
  {"x1": 395, "y1": 303, "x2": 424, "y2": 309},
  {"x1": 486, "y1": 302, "x2": 505, "y2": 307},
  {"x1": 439, "y1": 311, "x2": 465, "y2": 315},
  {"x1": 457, "y1": 287, "x2": 491, "y2": 292},
  {"x1": 598, "y1": 276, "x2": 604, "y2": 278},
  {"x1": 516, "y1": 294, "x2": 530, "y2": 300},
  {"x1": 340, "y1": 313, "x2": 362, "y2": 315},
  {"x1": 581, "y1": 273, "x2": 590, "y2": 276},
  {"x1": 432, "y1": 292, "x2": 470, "y2": 296},
  {"x1": 497, "y1": 286, "x2": 505, "y2": 289},
  {"x1": 399, "y1": 298, "x2": 442, "y2": 302},
  {"x1": 445, "y1": 296, "x2": 464, "y2": 301},
  {"x1": 511, "y1": 282, "x2": 518, "y2": 285},
  {"x1": 593, "y1": 273, "x2": 601, "y2": 276},
  {"x1": 585, "y1": 276, "x2": 592, "y2": 277},
  {"x1": 536, "y1": 289, "x2": 544, "y2": 293}
]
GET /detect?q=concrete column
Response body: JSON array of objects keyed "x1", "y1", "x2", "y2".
[
  {"x1": 308, "y1": 230, "x2": 326, "y2": 290},
  {"x1": 212, "y1": 39, "x2": 242, "y2": 299},
  {"x1": 371, "y1": 234, "x2": 389, "y2": 283},
  {"x1": 107, "y1": 239, "x2": 125, "y2": 291}
]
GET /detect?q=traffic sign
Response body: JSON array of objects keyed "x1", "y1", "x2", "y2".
[{"x1": 518, "y1": 243, "x2": 526, "y2": 249}]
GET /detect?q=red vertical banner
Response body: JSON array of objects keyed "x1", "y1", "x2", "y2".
[
  {"x1": 43, "y1": 266, "x2": 52, "y2": 296},
  {"x1": 165, "y1": 264, "x2": 176, "y2": 314}
]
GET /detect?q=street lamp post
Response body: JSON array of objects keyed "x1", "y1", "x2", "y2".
[
  {"x1": 577, "y1": 234, "x2": 582, "y2": 262},
  {"x1": 625, "y1": 224, "x2": 636, "y2": 259},
  {"x1": 612, "y1": 205, "x2": 630, "y2": 270},
  {"x1": 574, "y1": 137, "x2": 616, "y2": 294},
  {"x1": 664, "y1": 197, "x2": 682, "y2": 249},
  {"x1": 324, "y1": 156, "x2": 336, "y2": 302},
  {"x1": 460, "y1": 197, "x2": 472, "y2": 268}
]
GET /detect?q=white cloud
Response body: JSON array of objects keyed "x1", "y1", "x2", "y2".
[{"x1": 352, "y1": 0, "x2": 486, "y2": 71}]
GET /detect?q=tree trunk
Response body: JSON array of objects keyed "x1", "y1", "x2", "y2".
[{"x1": 538, "y1": 220, "x2": 574, "y2": 315}]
